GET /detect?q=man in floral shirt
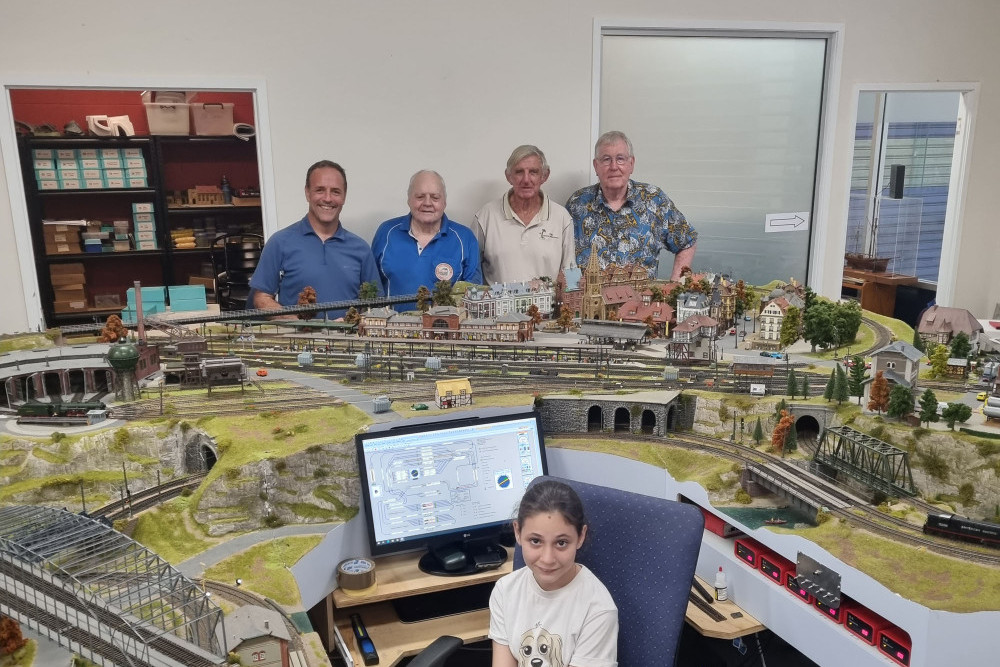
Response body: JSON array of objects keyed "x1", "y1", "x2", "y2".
[{"x1": 567, "y1": 131, "x2": 697, "y2": 281}]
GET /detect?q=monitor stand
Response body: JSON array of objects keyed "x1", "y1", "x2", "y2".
[{"x1": 418, "y1": 539, "x2": 508, "y2": 576}]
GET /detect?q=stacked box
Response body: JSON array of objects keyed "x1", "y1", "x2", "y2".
[
  {"x1": 125, "y1": 286, "x2": 166, "y2": 317},
  {"x1": 43, "y1": 221, "x2": 84, "y2": 254},
  {"x1": 168, "y1": 284, "x2": 207, "y2": 312},
  {"x1": 50, "y1": 262, "x2": 87, "y2": 313},
  {"x1": 170, "y1": 227, "x2": 197, "y2": 249},
  {"x1": 32, "y1": 147, "x2": 148, "y2": 190},
  {"x1": 132, "y1": 202, "x2": 157, "y2": 250}
]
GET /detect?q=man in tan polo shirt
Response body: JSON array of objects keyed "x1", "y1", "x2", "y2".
[{"x1": 473, "y1": 145, "x2": 575, "y2": 285}]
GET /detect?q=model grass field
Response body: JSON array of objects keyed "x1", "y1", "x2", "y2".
[{"x1": 2, "y1": 308, "x2": 998, "y2": 616}]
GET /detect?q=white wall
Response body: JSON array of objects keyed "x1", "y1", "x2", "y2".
[{"x1": 2, "y1": 0, "x2": 999, "y2": 334}]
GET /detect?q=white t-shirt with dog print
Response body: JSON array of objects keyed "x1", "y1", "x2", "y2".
[{"x1": 489, "y1": 564, "x2": 618, "y2": 667}]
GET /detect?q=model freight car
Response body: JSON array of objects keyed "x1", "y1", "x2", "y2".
[{"x1": 923, "y1": 513, "x2": 1000, "y2": 548}]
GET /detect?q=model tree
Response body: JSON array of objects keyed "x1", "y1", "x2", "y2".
[
  {"x1": 848, "y1": 355, "x2": 867, "y2": 405},
  {"x1": 359, "y1": 281, "x2": 379, "y2": 301},
  {"x1": 343, "y1": 306, "x2": 360, "y2": 326},
  {"x1": 415, "y1": 285, "x2": 431, "y2": 312},
  {"x1": 786, "y1": 369, "x2": 798, "y2": 397},
  {"x1": 929, "y1": 342, "x2": 950, "y2": 379},
  {"x1": 801, "y1": 374, "x2": 810, "y2": 399},
  {"x1": 752, "y1": 417, "x2": 764, "y2": 446},
  {"x1": 296, "y1": 286, "x2": 317, "y2": 319},
  {"x1": 557, "y1": 308, "x2": 575, "y2": 332},
  {"x1": 833, "y1": 300, "x2": 863, "y2": 349},
  {"x1": 643, "y1": 314, "x2": 659, "y2": 338},
  {"x1": 835, "y1": 364, "x2": 850, "y2": 405},
  {"x1": 918, "y1": 388, "x2": 940, "y2": 426},
  {"x1": 942, "y1": 402, "x2": 973, "y2": 430},
  {"x1": 823, "y1": 368, "x2": 836, "y2": 402},
  {"x1": 432, "y1": 279, "x2": 456, "y2": 306},
  {"x1": 774, "y1": 398, "x2": 788, "y2": 420},
  {"x1": 779, "y1": 305, "x2": 801, "y2": 349},
  {"x1": 867, "y1": 370, "x2": 890, "y2": 414},
  {"x1": 887, "y1": 384, "x2": 915, "y2": 420},
  {"x1": 606, "y1": 307, "x2": 619, "y2": 321},
  {"x1": 803, "y1": 299, "x2": 836, "y2": 352},
  {"x1": 950, "y1": 331, "x2": 972, "y2": 359},
  {"x1": 772, "y1": 410, "x2": 794, "y2": 455},
  {"x1": 650, "y1": 285, "x2": 665, "y2": 302},
  {"x1": 911, "y1": 329, "x2": 926, "y2": 353},
  {"x1": 97, "y1": 314, "x2": 129, "y2": 343},
  {"x1": 525, "y1": 304, "x2": 543, "y2": 326},
  {"x1": 0, "y1": 615, "x2": 27, "y2": 656},
  {"x1": 784, "y1": 419, "x2": 798, "y2": 454}
]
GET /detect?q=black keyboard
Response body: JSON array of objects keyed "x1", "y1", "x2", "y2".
[{"x1": 393, "y1": 581, "x2": 495, "y2": 623}]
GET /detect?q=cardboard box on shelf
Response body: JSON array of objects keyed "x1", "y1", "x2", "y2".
[
  {"x1": 53, "y1": 300, "x2": 88, "y2": 313},
  {"x1": 54, "y1": 288, "x2": 87, "y2": 302},
  {"x1": 50, "y1": 272, "x2": 85, "y2": 286},
  {"x1": 50, "y1": 262, "x2": 85, "y2": 275},
  {"x1": 45, "y1": 242, "x2": 81, "y2": 255}
]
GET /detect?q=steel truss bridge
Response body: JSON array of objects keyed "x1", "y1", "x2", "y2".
[
  {"x1": 0, "y1": 506, "x2": 226, "y2": 667},
  {"x1": 814, "y1": 425, "x2": 916, "y2": 497}
]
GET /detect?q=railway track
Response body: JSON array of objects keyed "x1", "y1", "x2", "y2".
[
  {"x1": 91, "y1": 473, "x2": 207, "y2": 520},
  {"x1": 564, "y1": 431, "x2": 1000, "y2": 565},
  {"x1": 204, "y1": 580, "x2": 305, "y2": 654}
]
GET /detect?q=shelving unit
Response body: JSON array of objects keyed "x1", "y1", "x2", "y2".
[{"x1": 18, "y1": 135, "x2": 263, "y2": 326}]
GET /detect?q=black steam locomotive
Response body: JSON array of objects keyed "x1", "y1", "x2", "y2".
[{"x1": 923, "y1": 513, "x2": 1000, "y2": 549}]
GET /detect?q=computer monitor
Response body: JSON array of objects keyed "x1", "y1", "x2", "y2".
[{"x1": 355, "y1": 409, "x2": 547, "y2": 575}]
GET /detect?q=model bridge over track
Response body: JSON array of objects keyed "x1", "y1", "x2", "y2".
[
  {"x1": 813, "y1": 425, "x2": 916, "y2": 497},
  {"x1": 0, "y1": 506, "x2": 226, "y2": 667}
]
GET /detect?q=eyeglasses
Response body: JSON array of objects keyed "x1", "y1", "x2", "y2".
[{"x1": 597, "y1": 155, "x2": 631, "y2": 167}]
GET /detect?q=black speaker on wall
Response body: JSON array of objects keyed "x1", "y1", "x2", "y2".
[{"x1": 888, "y1": 164, "x2": 905, "y2": 199}]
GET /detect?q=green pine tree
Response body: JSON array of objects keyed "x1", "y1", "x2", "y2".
[
  {"x1": 752, "y1": 417, "x2": 764, "y2": 445},
  {"x1": 823, "y1": 368, "x2": 836, "y2": 402},
  {"x1": 848, "y1": 356, "x2": 867, "y2": 405},
  {"x1": 917, "y1": 388, "x2": 940, "y2": 426},
  {"x1": 786, "y1": 369, "x2": 798, "y2": 397},
  {"x1": 834, "y1": 364, "x2": 849, "y2": 405},
  {"x1": 911, "y1": 329, "x2": 926, "y2": 353},
  {"x1": 887, "y1": 384, "x2": 915, "y2": 420},
  {"x1": 801, "y1": 375, "x2": 810, "y2": 400},
  {"x1": 775, "y1": 398, "x2": 788, "y2": 419},
  {"x1": 784, "y1": 420, "x2": 798, "y2": 453}
]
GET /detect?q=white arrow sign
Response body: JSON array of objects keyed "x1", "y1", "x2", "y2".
[{"x1": 765, "y1": 212, "x2": 810, "y2": 233}]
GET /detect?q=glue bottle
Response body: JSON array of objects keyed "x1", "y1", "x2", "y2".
[
  {"x1": 714, "y1": 566, "x2": 729, "y2": 601},
  {"x1": 221, "y1": 175, "x2": 232, "y2": 205}
]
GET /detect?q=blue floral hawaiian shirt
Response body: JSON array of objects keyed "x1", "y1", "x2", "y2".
[{"x1": 566, "y1": 179, "x2": 697, "y2": 277}]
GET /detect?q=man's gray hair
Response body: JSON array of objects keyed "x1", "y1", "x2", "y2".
[
  {"x1": 505, "y1": 145, "x2": 550, "y2": 176},
  {"x1": 594, "y1": 131, "x2": 634, "y2": 159},
  {"x1": 407, "y1": 170, "x2": 447, "y2": 199}
]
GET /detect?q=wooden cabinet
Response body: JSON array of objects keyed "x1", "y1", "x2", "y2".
[{"x1": 18, "y1": 135, "x2": 263, "y2": 326}]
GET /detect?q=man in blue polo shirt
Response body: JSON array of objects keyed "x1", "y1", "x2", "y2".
[
  {"x1": 250, "y1": 160, "x2": 381, "y2": 319},
  {"x1": 372, "y1": 170, "x2": 482, "y2": 311}
]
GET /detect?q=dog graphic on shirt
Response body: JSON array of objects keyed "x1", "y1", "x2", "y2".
[{"x1": 517, "y1": 625, "x2": 564, "y2": 667}]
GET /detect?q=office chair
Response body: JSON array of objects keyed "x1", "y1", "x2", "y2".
[
  {"x1": 211, "y1": 233, "x2": 263, "y2": 310},
  {"x1": 408, "y1": 475, "x2": 705, "y2": 667}
]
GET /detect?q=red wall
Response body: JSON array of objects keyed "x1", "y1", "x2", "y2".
[{"x1": 11, "y1": 89, "x2": 255, "y2": 136}]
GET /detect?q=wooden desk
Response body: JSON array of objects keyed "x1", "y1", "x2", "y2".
[
  {"x1": 331, "y1": 550, "x2": 513, "y2": 666},
  {"x1": 329, "y1": 556, "x2": 764, "y2": 663},
  {"x1": 685, "y1": 576, "x2": 765, "y2": 640},
  {"x1": 842, "y1": 268, "x2": 918, "y2": 317}
]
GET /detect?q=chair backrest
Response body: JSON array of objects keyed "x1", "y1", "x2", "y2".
[
  {"x1": 514, "y1": 476, "x2": 704, "y2": 667},
  {"x1": 211, "y1": 233, "x2": 263, "y2": 310}
]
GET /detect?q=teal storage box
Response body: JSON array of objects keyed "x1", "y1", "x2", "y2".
[
  {"x1": 168, "y1": 285, "x2": 207, "y2": 311},
  {"x1": 126, "y1": 286, "x2": 166, "y2": 309}
]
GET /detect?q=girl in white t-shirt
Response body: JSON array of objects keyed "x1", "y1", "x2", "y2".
[{"x1": 489, "y1": 479, "x2": 618, "y2": 667}]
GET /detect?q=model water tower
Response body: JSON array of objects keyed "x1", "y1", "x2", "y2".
[{"x1": 107, "y1": 341, "x2": 140, "y2": 402}]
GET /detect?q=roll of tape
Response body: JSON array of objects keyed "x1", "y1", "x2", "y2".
[
  {"x1": 337, "y1": 557, "x2": 377, "y2": 596},
  {"x1": 233, "y1": 122, "x2": 256, "y2": 141}
]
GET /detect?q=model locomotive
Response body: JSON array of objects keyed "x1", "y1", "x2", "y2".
[
  {"x1": 923, "y1": 513, "x2": 1000, "y2": 548},
  {"x1": 16, "y1": 401, "x2": 107, "y2": 424}
]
